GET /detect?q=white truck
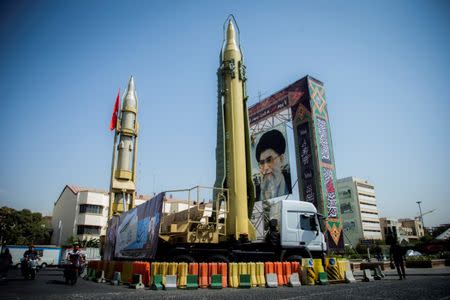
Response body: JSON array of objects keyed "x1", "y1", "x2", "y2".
[{"x1": 3, "y1": 245, "x2": 63, "y2": 268}]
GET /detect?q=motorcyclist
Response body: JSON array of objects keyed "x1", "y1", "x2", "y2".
[
  {"x1": 66, "y1": 243, "x2": 85, "y2": 275},
  {"x1": 22, "y1": 244, "x2": 39, "y2": 279},
  {"x1": 23, "y1": 245, "x2": 38, "y2": 260}
]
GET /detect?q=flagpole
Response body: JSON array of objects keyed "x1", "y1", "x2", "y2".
[{"x1": 108, "y1": 90, "x2": 121, "y2": 219}]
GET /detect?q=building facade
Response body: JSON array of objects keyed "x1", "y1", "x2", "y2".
[
  {"x1": 51, "y1": 185, "x2": 149, "y2": 245},
  {"x1": 380, "y1": 217, "x2": 424, "y2": 244},
  {"x1": 337, "y1": 177, "x2": 382, "y2": 247}
]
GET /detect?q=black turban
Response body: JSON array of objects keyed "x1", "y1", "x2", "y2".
[{"x1": 255, "y1": 129, "x2": 286, "y2": 160}]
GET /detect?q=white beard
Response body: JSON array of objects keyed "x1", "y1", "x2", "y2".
[{"x1": 261, "y1": 169, "x2": 284, "y2": 200}]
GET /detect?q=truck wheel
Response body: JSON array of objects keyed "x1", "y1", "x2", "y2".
[
  {"x1": 172, "y1": 255, "x2": 195, "y2": 263},
  {"x1": 208, "y1": 255, "x2": 231, "y2": 263},
  {"x1": 41, "y1": 263, "x2": 47, "y2": 269}
]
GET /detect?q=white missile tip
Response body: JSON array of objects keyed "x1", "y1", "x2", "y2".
[{"x1": 128, "y1": 76, "x2": 135, "y2": 91}]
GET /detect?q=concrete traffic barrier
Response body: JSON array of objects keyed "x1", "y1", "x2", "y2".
[
  {"x1": 344, "y1": 270, "x2": 356, "y2": 283},
  {"x1": 210, "y1": 274, "x2": 222, "y2": 289},
  {"x1": 96, "y1": 270, "x2": 106, "y2": 283},
  {"x1": 164, "y1": 275, "x2": 177, "y2": 290},
  {"x1": 111, "y1": 271, "x2": 121, "y2": 286},
  {"x1": 239, "y1": 274, "x2": 251, "y2": 288},
  {"x1": 362, "y1": 269, "x2": 374, "y2": 282},
  {"x1": 130, "y1": 262, "x2": 151, "y2": 287},
  {"x1": 186, "y1": 274, "x2": 198, "y2": 289},
  {"x1": 151, "y1": 274, "x2": 163, "y2": 290},
  {"x1": 337, "y1": 260, "x2": 351, "y2": 280},
  {"x1": 373, "y1": 266, "x2": 384, "y2": 280},
  {"x1": 238, "y1": 263, "x2": 250, "y2": 288},
  {"x1": 130, "y1": 274, "x2": 145, "y2": 289},
  {"x1": 266, "y1": 273, "x2": 278, "y2": 288},
  {"x1": 86, "y1": 268, "x2": 96, "y2": 281},
  {"x1": 288, "y1": 273, "x2": 301, "y2": 287},
  {"x1": 318, "y1": 272, "x2": 329, "y2": 285}
]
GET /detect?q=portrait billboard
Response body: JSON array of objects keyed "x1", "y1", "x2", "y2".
[
  {"x1": 251, "y1": 123, "x2": 292, "y2": 202},
  {"x1": 107, "y1": 192, "x2": 165, "y2": 259}
]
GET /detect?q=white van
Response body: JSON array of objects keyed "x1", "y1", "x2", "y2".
[{"x1": 3, "y1": 245, "x2": 63, "y2": 268}]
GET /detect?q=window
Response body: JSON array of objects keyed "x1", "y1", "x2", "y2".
[
  {"x1": 300, "y1": 214, "x2": 318, "y2": 231},
  {"x1": 77, "y1": 225, "x2": 101, "y2": 235},
  {"x1": 79, "y1": 204, "x2": 103, "y2": 214}
]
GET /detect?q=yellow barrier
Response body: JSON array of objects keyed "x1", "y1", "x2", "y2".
[
  {"x1": 160, "y1": 262, "x2": 169, "y2": 285},
  {"x1": 177, "y1": 262, "x2": 188, "y2": 288},
  {"x1": 256, "y1": 262, "x2": 265, "y2": 287},
  {"x1": 168, "y1": 262, "x2": 177, "y2": 275},
  {"x1": 313, "y1": 259, "x2": 324, "y2": 281},
  {"x1": 248, "y1": 263, "x2": 257, "y2": 287},
  {"x1": 337, "y1": 259, "x2": 351, "y2": 280},
  {"x1": 228, "y1": 263, "x2": 239, "y2": 288}
]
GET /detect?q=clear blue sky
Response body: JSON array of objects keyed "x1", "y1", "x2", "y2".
[{"x1": 1, "y1": 1, "x2": 449, "y2": 227}]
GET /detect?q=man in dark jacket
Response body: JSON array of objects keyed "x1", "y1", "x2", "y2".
[{"x1": 390, "y1": 241, "x2": 406, "y2": 280}]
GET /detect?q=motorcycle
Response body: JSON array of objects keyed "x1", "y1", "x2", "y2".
[
  {"x1": 21, "y1": 255, "x2": 39, "y2": 280},
  {"x1": 63, "y1": 252, "x2": 83, "y2": 285}
]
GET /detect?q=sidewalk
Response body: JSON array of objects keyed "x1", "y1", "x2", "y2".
[{"x1": 353, "y1": 266, "x2": 450, "y2": 279}]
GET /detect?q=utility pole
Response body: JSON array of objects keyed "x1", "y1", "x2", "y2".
[{"x1": 416, "y1": 201, "x2": 425, "y2": 228}]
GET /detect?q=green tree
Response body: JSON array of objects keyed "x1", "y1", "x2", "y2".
[{"x1": 0, "y1": 206, "x2": 51, "y2": 245}]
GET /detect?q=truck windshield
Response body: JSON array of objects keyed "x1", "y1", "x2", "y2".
[{"x1": 300, "y1": 214, "x2": 318, "y2": 231}]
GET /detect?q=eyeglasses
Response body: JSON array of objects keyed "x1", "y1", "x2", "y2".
[{"x1": 258, "y1": 155, "x2": 280, "y2": 166}]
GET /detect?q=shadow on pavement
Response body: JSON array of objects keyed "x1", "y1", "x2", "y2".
[{"x1": 46, "y1": 279, "x2": 68, "y2": 285}]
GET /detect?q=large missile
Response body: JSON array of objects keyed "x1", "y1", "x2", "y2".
[
  {"x1": 214, "y1": 17, "x2": 256, "y2": 240},
  {"x1": 108, "y1": 76, "x2": 139, "y2": 218}
]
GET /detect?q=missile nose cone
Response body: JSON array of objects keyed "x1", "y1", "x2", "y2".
[
  {"x1": 225, "y1": 20, "x2": 238, "y2": 50},
  {"x1": 124, "y1": 76, "x2": 137, "y2": 108},
  {"x1": 127, "y1": 76, "x2": 135, "y2": 92}
]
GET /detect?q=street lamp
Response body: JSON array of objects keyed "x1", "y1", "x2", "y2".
[{"x1": 416, "y1": 201, "x2": 425, "y2": 229}]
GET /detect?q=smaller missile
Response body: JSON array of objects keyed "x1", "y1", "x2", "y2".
[
  {"x1": 109, "y1": 76, "x2": 139, "y2": 217},
  {"x1": 116, "y1": 76, "x2": 137, "y2": 180}
]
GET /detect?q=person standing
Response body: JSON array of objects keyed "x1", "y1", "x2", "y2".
[
  {"x1": 390, "y1": 241, "x2": 406, "y2": 280},
  {"x1": 0, "y1": 248, "x2": 13, "y2": 279}
]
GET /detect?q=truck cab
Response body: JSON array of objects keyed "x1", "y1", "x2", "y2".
[{"x1": 271, "y1": 200, "x2": 326, "y2": 257}]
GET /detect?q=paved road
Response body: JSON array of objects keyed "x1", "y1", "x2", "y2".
[{"x1": 1, "y1": 267, "x2": 449, "y2": 300}]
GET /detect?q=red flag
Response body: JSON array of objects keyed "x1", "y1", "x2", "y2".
[{"x1": 109, "y1": 89, "x2": 120, "y2": 131}]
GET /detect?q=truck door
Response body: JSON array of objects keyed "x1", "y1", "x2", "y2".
[
  {"x1": 298, "y1": 213, "x2": 318, "y2": 244},
  {"x1": 282, "y1": 210, "x2": 302, "y2": 247}
]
